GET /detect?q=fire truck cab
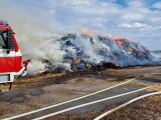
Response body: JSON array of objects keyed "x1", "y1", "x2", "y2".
[{"x1": 0, "y1": 21, "x2": 27, "y2": 90}]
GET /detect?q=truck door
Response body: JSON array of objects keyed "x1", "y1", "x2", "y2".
[{"x1": 0, "y1": 29, "x2": 15, "y2": 73}]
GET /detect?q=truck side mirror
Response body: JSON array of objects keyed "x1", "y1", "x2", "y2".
[{"x1": 6, "y1": 29, "x2": 15, "y2": 50}]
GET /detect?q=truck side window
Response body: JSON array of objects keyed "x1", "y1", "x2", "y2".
[
  {"x1": 0, "y1": 30, "x2": 7, "y2": 48},
  {"x1": 3, "y1": 32, "x2": 7, "y2": 41},
  {"x1": 0, "y1": 35, "x2": 6, "y2": 48}
]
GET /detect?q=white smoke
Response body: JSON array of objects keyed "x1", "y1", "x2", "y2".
[
  {"x1": 27, "y1": 59, "x2": 47, "y2": 74},
  {"x1": 1, "y1": 1, "x2": 160, "y2": 75},
  {"x1": 66, "y1": 47, "x2": 77, "y2": 54},
  {"x1": 23, "y1": 38, "x2": 74, "y2": 74},
  {"x1": 0, "y1": 0, "x2": 72, "y2": 74},
  {"x1": 73, "y1": 32, "x2": 104, "y2": 63}
]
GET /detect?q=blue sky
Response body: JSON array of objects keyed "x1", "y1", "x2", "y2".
[{"x1": 0, "y1": 0, "x2": 161, "y2": 51}]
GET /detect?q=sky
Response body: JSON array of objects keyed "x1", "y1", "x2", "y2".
[{"x1": 0, "y1": 0, "x2": 161, "y2": 51}]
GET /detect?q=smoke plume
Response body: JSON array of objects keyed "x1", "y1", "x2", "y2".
[{"x1": 0, "y1": 0, "x2": 160, "y2": 74}]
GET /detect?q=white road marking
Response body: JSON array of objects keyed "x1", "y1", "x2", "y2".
[
  {"x1": 33, "y1": 86, "x2": 151, "y2": 120},
  {"x1": 3, "y1": 77, "x2": 137, "y2": 120},
  {"x1": 94, "y1": 91, "x2": 161, "y2": 120}
]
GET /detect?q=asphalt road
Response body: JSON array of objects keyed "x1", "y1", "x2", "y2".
[{"x1": 10, "y1": 79, "x2": 153, "y2": 120}]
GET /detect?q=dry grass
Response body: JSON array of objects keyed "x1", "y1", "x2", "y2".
[
  {"x1": 0, "y1": 67, "x2": 141, "y2": 91},
  {"x1": 0, "y1": 72, "x2": 66, "y2": 90},
  {"x1": 0, "y1": 69, "x2": 136, "y2": 91},
  {"x1": 128, "y1": 80, "x2": 152, "y2": 86},
  {"x1": 104, "y1": 94, "x2": 161, "y2": 120},
  {"x1": 147, "y1": 83, "x2": 161, "y2": 92},
  {"x1": 100, "y1": 69, "x2": 136, "y2": 81}
]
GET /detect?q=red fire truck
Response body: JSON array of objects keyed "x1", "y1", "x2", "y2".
[{"x1": 0, "y1": 21, "x2": 29, "y2": 92}]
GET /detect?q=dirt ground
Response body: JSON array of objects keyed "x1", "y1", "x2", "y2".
[{"x1": 0, "y1": 65, "x2": 161, "y2": 119}]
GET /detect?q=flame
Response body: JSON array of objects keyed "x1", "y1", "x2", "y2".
[
  {"x1": 116, "y1": 36, "x2": 124, "y2": 49},
  {"x1": 85, "y1": 32, "x2": 92, "y2": 37},
  {"x1": 107, "y1": 36, "x2": 116, "y2": 41},
  {"x1": 117, "y1": 41, "x2": 124, "y2": 49},
  {"x1": 112, "y1": 38, "x2": 115, "y2": 41},
  {"x1": 130, "y1": 48, "x2": 134, "y2": 52},
  {"x1": 80, "y1": 27, "x2": 92, "y2": 37},
  {"x1": 117, "y1": 36, "x2": 124, "y2": 39},
  {"x1": 104, "y1": 35, "x2": 125, "y2": 42},
  {"x1": 104, "y1": 35, "x2": 139, "y2": 50},
  {"x1": 104, "y1": 35, "x2": 124, "y2": 48}
]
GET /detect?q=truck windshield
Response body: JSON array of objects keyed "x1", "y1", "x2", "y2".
[{"x1": 0, "y1": 29, "x2": 7, "y2": 48}]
